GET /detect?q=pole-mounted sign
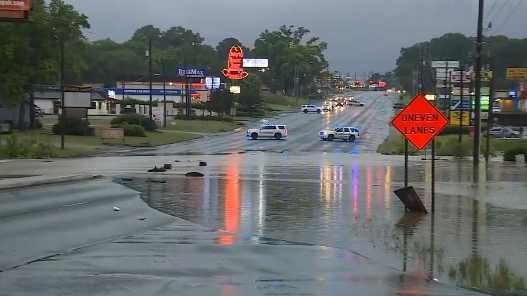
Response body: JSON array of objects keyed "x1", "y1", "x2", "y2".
[
  {"x1": 222, "y1": 45, "x2": 248, "y2": 80},
  {"x1": 391, "y1": 95, "x2": 449, "y2": 150}
]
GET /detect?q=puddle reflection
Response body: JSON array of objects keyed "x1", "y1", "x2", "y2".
[{"x1": 119, "y1": 156, "x2": 527, "y2": 295}]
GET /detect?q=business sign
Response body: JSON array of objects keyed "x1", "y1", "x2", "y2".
[
  {"x1": 0, "y1": 0, "x2": 30, "y2": 21},
  {"x1": 113, "y1": 88, "x2": 198, "y2": 96},
  {"x1": 243, "y1": 59, "x2": 268, "y2": 68},
  {"x1": 177, "y1": 67, "x2": 207, "y2": 78},
  {"x1": 506, "y1": 68, "x2": 527, "y2": 80},
  {"x1": 229, "y1": 86, "x2": 241, "y2": 94},
  {"x1": 449, "y1": 111, "x2": 470, "y2": 126},
  {"x1": 452, "y1": 87, "x2": 470, "y2": 96},
  {"x1": 432, "y1": 61, "x2": 460, "y2": 68},
  {"x1": 205, "y1": 77, "x2": 221, "y2": 90},
  {"x1": 222, "y1": 45, "x2": 248, "y2": 80},
  {"x1": 449, "y1": 71, "x2": 472, "y2": 83},
  {"x1": 391, "y1": 95, "x2": 449, "y2": 150},
  {"x1": 450, "y1": 99, "x2": 471, "y2": 110},
  {"x1": 64, "y1": 92, "x2": 91, "y2": 108}
]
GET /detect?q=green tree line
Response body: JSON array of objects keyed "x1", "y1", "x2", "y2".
[
  {"x1": 0, "y1": 1, "x2": 328, "y2": 111},
  {"x1": 394, "y1": 33, "x2": 527, "y2": 93}
]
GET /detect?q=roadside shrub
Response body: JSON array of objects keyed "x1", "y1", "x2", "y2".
[
  {"x1": 440, "y1": 126, "x2": 469, "y2": 136},
  {"x1": 122, "y1": 124, "x2": 146, "y2": 137},
  {"x1": 503, "y1": 147, "x2": 527, "y2": 161},
  {"x1": 32, "y1": 119, "x2": 43, "y2": 129},
  {"x1": 52, "y1": 118, "x2": 90, "y2": 136},
  {"x1": 30, "y1": 142, "x2": 57, "y2": 158},
  {"x1": 0, "y1": 135, "x2": 57, "y2": 158},
  {"x1": 173, "y1": 114, "x2": 234, "y2": 122},
  {"x1": 111, "y1": 114, "x2": 157, "y2": 131},
  {"x1": 437, "y1": 138, "x2": 471, "y2": 157}
]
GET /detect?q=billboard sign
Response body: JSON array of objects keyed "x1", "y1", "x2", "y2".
[
  {"x1": 243, "y1": 59, "x2": 268, "y2": 68},
  {"x1": 506, "y1": 68, "x2": 527, "y2": 80},
  {"x1": 431, "y1": 61, "x2": 459, "y2": 68}
]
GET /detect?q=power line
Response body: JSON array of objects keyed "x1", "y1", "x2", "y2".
[
  {"x1": 492, "y1": 0, "x2": 523, "y2": 33},
  {"x1": 485, "y1": 0, "x2": 500, "y2": 19},
  {"x1": 487, "y1": 0, "x2": 511, "y2": 24}
]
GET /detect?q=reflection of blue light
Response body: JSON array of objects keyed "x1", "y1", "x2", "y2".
[
  {"x1": 351, "y1": 164, "x2": 360, "y2": 215},
  {"x1": 350, "y1": 143, "x2": 360, "y2": 155}
]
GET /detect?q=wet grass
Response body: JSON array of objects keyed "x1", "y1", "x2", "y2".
[
  {"x1": 166, "y1": 119, "x2": 242, "y2": 133},
  {"x1": 263, "y1": 95, "x2": 322, "y2": 112},
  {"x1": 0, "y1": 128, "x2": 201, "y2": 158}
]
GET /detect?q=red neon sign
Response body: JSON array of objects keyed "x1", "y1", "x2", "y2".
[{"x1": 222, "y1": 45, "x2": 248, "y2": 80}]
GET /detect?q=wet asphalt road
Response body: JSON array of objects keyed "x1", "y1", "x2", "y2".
[
  {"x1": 0, "y1": 179, "x2": 174, "y2": 272},
  {"x1": 1, "y1": 90, "x2": 525, "y2": 295},
  {"x1": 147, "y1": 91, "x2": 393, "y2": 155}
]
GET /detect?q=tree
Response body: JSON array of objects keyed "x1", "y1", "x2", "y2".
[
  {"x1": 253, "y1": 25, "x2": 328, "y2": 95},
  {"x1": 210, "y1": 89, "x2": 234, "y2": 117},
  {"x1": 238, "y1": 76, "x2": 263, "y2": 116}
]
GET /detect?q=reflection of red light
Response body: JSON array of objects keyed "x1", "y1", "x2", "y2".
[
  {"x1": 366, "y1": 167, "x2": 372, "y2": 219},
  {"x1": 222, "y1": 45, "x2": 248, "y2": 80},
  {"x1": 218, "y1": 156, "x2": 241, "y2": 246}
]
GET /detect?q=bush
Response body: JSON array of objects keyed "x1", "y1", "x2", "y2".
[
  {"x1": 122, "y1": 124, "x2": 146, "y2": 137},
  {"x1": 52, "y1": 118, "x2": 90, "y2": 136},
  {"x1": 503, "y1": 147, "x2": 527, "y2": 161},
  {"x1": 437, "y1": 137, "x2": 471, "y2": 157},
  {"x1": 440, "y1": 126, "x2": 470, "y2": 136},
  {"x1": 0, "y1": 135, "x2": 57, "y2": 159},
  {"x1": 111, "y1": 114, "x2": 157, "y2": 131},
  {"x1": 173, "y1": 114, "x2": 234, "y2": 122}
]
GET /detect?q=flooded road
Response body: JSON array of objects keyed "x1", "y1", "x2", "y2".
[{"x1": 119, "y1": 153, "x2": 527, "y2": 295}]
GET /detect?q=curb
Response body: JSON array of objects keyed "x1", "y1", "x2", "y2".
[{"x1": 0, "y1": 174, "x2": 103, "y2": 191}]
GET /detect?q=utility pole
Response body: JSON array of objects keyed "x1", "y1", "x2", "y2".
[
  {"x1": 148, "y1": 38, "x2": 153, "y2": 121},
  {"x1": 459, "y1": 65, "x2": 465, "y2": 143},
  {"x1": 473, "y1": 0, "x2": 485, "y2": 177},
  {"x1": 485, "y1": 62, "x2": 495, "y2": 163},
  {"x1": 60, "y1": 39, "x2": 65, "y2": 150}
]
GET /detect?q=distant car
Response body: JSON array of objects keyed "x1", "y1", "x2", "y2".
[
  {"x1": 349, "y1": 98, "x2": 364, "y2": 106},
  {"x1": 301, "y1": 105, "x2": 322, "y2": 113},
  {"x1": 489, "y1": 127, "x2": 520, "y2": 138},
  {"x1": 247, "y1": 124, "x2": 288, "y2": 140},
  {"x1": 320, "y1": 126, "x2": 360, "y2": 142},
  {"x1": 393, "y1": 102, "x2": 405, "y2": 109}
]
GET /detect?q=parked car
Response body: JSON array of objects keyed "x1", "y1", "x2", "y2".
[
  {"x1": 488, "y1": 126, "x2": 521, "y2": 138},
  {"x1": 319, "y1": 126, "x2": 360, "y2": 142},
  {"x1": 247, "y1": 124, "x2": 288, "y2": 140}
]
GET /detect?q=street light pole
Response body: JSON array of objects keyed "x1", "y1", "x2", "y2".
[
  {"x1": 148, "y1": 38, "x2": 153, "y2": 121},
  {"x1": 473, "y1": 0, "x2": 485, "y2": 179},
  {"x1": 162, "y1": 62, "x2": 167, "y2": 128}
]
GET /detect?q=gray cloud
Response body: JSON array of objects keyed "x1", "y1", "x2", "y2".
[{"x1": 65, "y1": 0, "x2": 526, "y2": 74}]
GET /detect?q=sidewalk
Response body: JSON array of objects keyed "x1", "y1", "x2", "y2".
[{"x1": 0, "y1": 217, "x2": 487, "y2": 296}]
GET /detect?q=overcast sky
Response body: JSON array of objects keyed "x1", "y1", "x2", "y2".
[{"x1": 65, "y1": 0, "x2": 525, "y2": 77}]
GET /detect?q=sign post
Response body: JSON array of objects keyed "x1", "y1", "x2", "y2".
[{"x1": 391, "y1": 95, "x2": 449, "y2": 213}]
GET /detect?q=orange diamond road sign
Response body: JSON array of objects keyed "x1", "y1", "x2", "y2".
[{"x1": 391, "y1": 95, "x2": 449, "y2": 150}]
